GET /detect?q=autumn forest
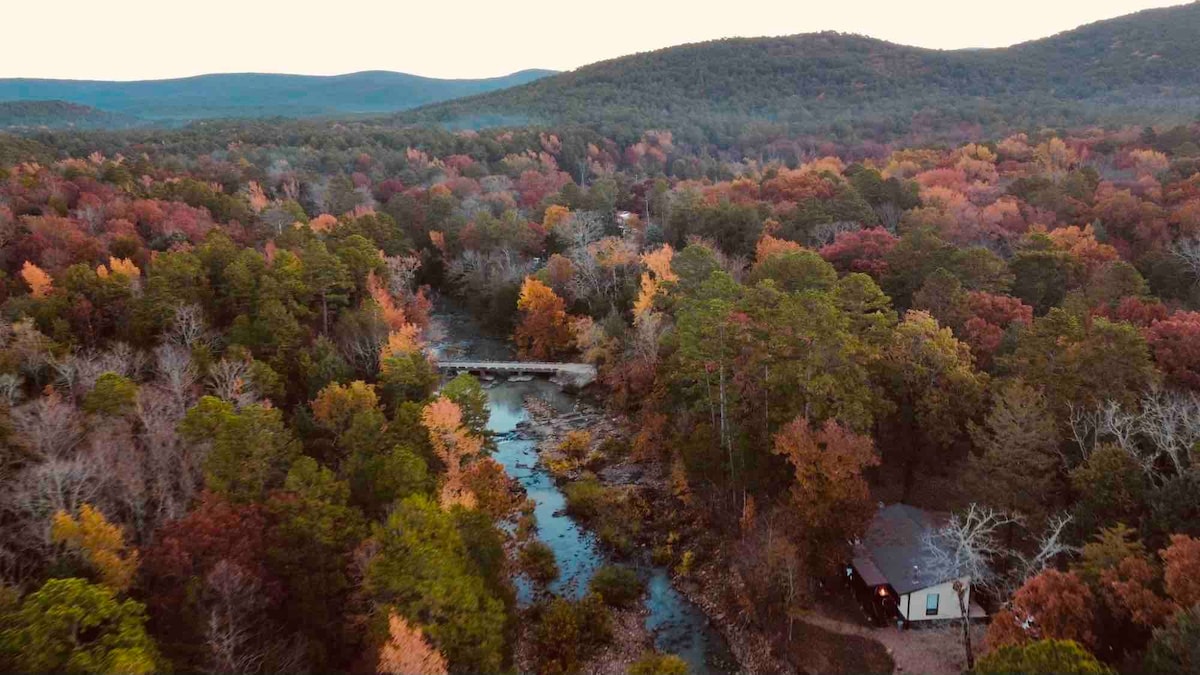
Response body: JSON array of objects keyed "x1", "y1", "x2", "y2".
[{"x1": 3, "y1": 5, "x2": 1200, "y2": 675}]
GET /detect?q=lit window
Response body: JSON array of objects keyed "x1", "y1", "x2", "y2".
[{"x1": 926, "y1": 593, "x2": 939, "y2": 616}]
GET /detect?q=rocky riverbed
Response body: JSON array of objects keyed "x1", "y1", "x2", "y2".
[
  {"x1": 516, "y1": 391, "x2": 743, "y2": 673},
  {"x1": 434, "y1": 303, "x2": 742, "y2": 673}
]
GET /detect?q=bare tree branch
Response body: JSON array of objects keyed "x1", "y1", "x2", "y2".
[
  {"x1": 207, "y1": 359, "x2": 258, "y2": 408},
  {"x1": 1001, "y1": 513, "x2": 1078, "y2": 601},
  {"x1": 204, "y1": 560, "x2": 269, "y2": 675},
  {"x1": 921, "y1": 503, "x2": 1021, "y2": 592},
  {"x1": 52, "y1": 344, "x2": 144, "y2": 401},
  {"x1": 10, "y1": 392, "x2": 84, "y2": 462},
  {"x1": 807, "y1": 220, "x2": 862, "y2": 248},
  {"x1": 1171, "y1": 237, "x2": 1200, "y2": 284},
  {"x1": 1068, "y1": 389, "x2": 1200, "y2": 479},
  {"x1": 921, "y1": 503, "x2": 1022, "y2": 670},
  {"x1": 153, "y1": 343, "x2": 198, "y2": 411},
  {"x1": 166, "y1": 304, "x2": 217, "y2": 351},
  {"x1": 0, "y1": 373, "x2": 23, "y2": 406}
]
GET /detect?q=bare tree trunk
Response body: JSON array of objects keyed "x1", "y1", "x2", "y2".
[
  {"x1": 764, "y1": 364, "x2": 770, "y2": 439},
  {"x1": 954, "y1": 580, "x2": 973, "y2": 669},
  {"x1": 321, "y1": 292, "x2": 329, "y2": 335},
  {"x1": 901, "y1": 413, "x2": 918, "y2": 502},
  {"x1": 703, "y1": 369, "x2": 716, "y2": 432},
  {"x1": 719, "y1": 358, "x2": 732, "y2": 492},
  {"x1": 786, "y1": 559, "x2": 797, "y2": 643},
  {"x1": 718, "y1": 362, "x2": 728, "y2": 452}
]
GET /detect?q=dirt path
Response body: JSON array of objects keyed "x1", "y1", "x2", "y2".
[{"x1": 799, "y1": 611, "x2": 985, "y2": 675}]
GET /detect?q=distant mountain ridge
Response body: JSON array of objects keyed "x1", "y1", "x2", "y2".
[
  {"x1": 396, "y1": 2, "x2": 1200, "y2": 141},
  {"x1": 0, "y1": 69, "x2": 556, "y2": 125},
  {"x1": 0, "y1": 101, "x2": 143, "y2": 130},
  {"x1": 5, "y1": 4, "x2": 1200, "y2": 139}
]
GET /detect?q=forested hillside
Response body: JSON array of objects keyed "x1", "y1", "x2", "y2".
[
  {"x1": 400, "y1": 3, "x2": 1200, "y2": 144},
  {"x1": 1, "y1": 114, "x2": 1200, "y2": 671},
  {"x1": 0, "y1": 101, "x2": 143, "y2": 131},
  {"x1": 0, "y1": 69, "x2": 556, "y2": 124}
]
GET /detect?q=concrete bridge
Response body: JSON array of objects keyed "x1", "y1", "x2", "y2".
[{"x1": 437, "y1": 360, "x2": 597, "y2": 389}]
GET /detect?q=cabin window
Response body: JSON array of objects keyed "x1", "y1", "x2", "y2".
[{"x1": 925, "y1": 593, "x2": 939, "y2": 616}]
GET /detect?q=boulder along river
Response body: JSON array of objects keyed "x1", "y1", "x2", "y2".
[{"x1": 432, "y1": 305, "x2": 737, "y2": 673}]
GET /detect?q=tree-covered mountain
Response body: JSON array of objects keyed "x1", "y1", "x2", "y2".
[
  {"x1": 397, "y1": 3, "x2": 1200, "y2": 143},
  {"x1": 0, "y1": 69, "x2": 556, "y2": 123},
  {"x1": 0, "y1": 101, "x2": 144, "y2": 130}
]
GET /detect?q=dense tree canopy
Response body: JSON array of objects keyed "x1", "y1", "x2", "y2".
[{"x1": 1, "y1": 103, "x2": 1200, "y2": 674}]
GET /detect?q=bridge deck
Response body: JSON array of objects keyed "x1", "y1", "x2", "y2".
[
  {"x1": 437, "y1": 360, "x2": 596, "y2": 386},
  {"x1": 437, "y1": 360, "x2": 593, "y2": 374}
]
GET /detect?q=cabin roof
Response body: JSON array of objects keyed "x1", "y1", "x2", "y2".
[
  {"x1": 851, "y1": 553, "x2": 888, "y2": 587},
  {"x1": 854, "y1": 503, "x2": 952, "y2": 595}
]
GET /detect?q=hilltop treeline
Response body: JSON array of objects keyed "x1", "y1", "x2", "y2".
[{"x1": 398, "y1": 4, "x2": 1200, "y2": 145}]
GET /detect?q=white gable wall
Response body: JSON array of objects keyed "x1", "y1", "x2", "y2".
[{"x1": 899, "y1": 576, "x2": 971, "y2": 622}]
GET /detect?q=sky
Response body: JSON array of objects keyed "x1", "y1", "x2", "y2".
[{"x1": 4, "y1": 0, "x2": 1190, "y2": 81}]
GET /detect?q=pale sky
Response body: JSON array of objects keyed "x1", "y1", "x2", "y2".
[{"x1": 4, "y1": 0, "x2": 1190, "y2": 81}]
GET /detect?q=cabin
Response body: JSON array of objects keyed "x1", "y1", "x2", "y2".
[{"x1": 848, "y1": 504, "x2": 986, "y2": 626}]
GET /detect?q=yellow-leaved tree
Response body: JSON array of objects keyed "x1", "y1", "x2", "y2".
[
  {"x1": 311, "y1": 380, "x2": 380, "y2": 436},
  {"x1": 51, "y1": 503, "x2": 139, "y2": 592},
  {"x1": 97, "y1": 256, "x2": 141, "y2": 280},
  {"x1": 633, "y1": 244, "x2": 677, "y2": 318}
]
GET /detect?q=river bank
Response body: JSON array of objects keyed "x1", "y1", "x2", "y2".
[
  {"x1": 434, "y1": 302, "x2": 902, "y2": 674},
  {"x1": 488, "y1": 382, "x2": 738, "y2": 674},
  {"x1": 524, "y1": 394, "x2": 785, "y2": 674},
  {"x1": 523, "y1": 391, "x2": 899, "y2": 674},
  {"x1": 432, "y1": 303, "x2": 738, "y2": 673}
]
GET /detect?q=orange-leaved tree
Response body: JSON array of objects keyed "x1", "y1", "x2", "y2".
[
  {"x1": 377, "y1": 611, "x2": 448, "y2": 675},
  {"x1": 1163, "y1": 534, "x2": 1200, "y2": 609},
  {"x1": 514, "y1": 277, "x2": 574, "y2": 360},
  {"x1": 311, "y1": 380, "x2": 380, "y2": 437},
  {"x1": 543, "y1": 204, "x2": 571, "y2": 231},
  {"x1": 987, "y1": 570, "x2": 1097, "y2": 651},
  {"x1": 772, "y1": 416, "x2": 879, "y2": 572},
  {"x1": 380, "y1": 327, "x2": 423, "y2": 365},
  {"x1": 421, "y1": 396, "x2": 483, "y2": 509},
  {"x1": 368, "y1": 271, "x2": 409, "y2": 333},
  {"x1": 20, "y1": 260, "x2": 52, "y2": 298},
  {"x1": 754, "y1": 233, "x2": 804, "y2": 263}
]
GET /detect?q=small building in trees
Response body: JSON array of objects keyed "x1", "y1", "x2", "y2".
[
  {"x1": 848, "y1": 504, "x2": 986, "y2": 626},
  {"x1": 614, "y1": 210, "x2": 636, "y2": 233}
]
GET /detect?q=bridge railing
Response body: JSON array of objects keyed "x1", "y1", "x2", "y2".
[{"x1": 435, "y1": 361, "x2": 596, "y2": 386}]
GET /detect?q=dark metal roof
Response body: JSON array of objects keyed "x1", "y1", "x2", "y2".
[
  {"x1": 852, "y1": 554, "x2": 888, "y2": 587},
  {"x1": 853, "y1": 503, "x2": 948, "y2": 595}
]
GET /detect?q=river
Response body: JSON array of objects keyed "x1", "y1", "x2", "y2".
[{"x1": 432, "y1": 306, "x2": 736, "y2": 673}]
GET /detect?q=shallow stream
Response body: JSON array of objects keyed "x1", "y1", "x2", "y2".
[{"x1": 434, "y1": 306, "x2": 736, "y2": 673}]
